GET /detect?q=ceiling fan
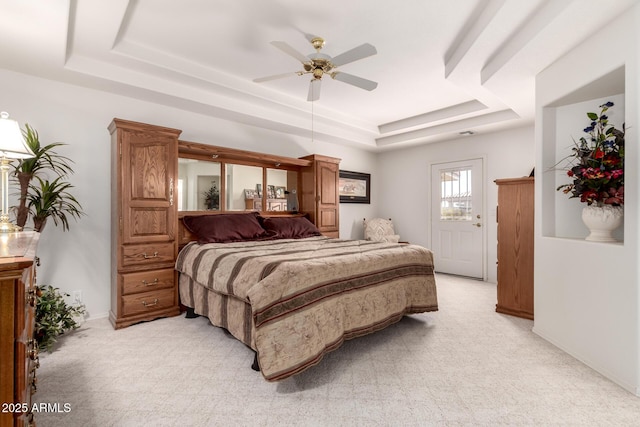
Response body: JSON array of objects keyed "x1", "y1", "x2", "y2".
[{"x1": 254, "y1": 35, "x2": 378, "y2": 101}]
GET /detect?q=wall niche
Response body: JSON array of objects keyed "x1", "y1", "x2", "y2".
[{"x1": 541, "y1": 66, "x2": 625, "y2": 242}]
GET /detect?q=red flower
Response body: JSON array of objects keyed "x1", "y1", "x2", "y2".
[
  {"x1": 580, "y1": 190, "x2": 599, "y2": 204},
  {"x1": 593, "y1": 148, "x2": 604, "y2": 159},
  {"x1": 604, "y1": 186, "x2": 624, "y2": 205}
]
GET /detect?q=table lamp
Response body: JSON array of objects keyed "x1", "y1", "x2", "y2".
[{"x1": 0, "y1": 112, "x2": 35, "y2": 232}]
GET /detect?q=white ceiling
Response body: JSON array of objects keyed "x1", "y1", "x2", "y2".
[{"x1": 0, "y1": 0, "x2": 636, "y2": 151}]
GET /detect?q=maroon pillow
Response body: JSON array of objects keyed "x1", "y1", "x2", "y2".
[
  {"x1": 261, "y1": 216, "x2": 322, "y2": 239},
  {"x1": 183, "y1": 213, "x2": 269, "y2": 244}
]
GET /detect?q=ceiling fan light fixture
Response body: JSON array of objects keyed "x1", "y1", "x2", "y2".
[
  {"x1": 311, "y1": 37, "x2": 325, "y2": 51},
  {"x1": 255, "y1": 35, "x2": 378, "y2": 101}
]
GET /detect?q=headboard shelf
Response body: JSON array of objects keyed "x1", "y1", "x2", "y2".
[{"x1": 179, "y1": 140, "x2": 311, "y2": 169}]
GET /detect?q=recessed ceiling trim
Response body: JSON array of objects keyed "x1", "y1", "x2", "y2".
[
  {"x1": 376, "y1": 109, "x2": 519, "y2": 147},
  {"x1": 444, "y1": 0, "x2": 507, "y2": 78},
  {"x1": 481, "y1": 0, "x2": 572, "y2": 84},
  {"x1": 378, "y1": 100, "x2": 487, "y2": 134}
]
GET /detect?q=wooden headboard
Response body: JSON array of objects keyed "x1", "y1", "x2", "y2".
[
  {"x1": 176, "y1": 139, "x2": 340, "y2": 243},
  {"x1": 177, "y1": 211, "x2": 307, "y2": 247}
]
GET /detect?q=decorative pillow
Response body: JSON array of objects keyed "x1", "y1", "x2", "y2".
[
  {"x1": 261, "y1": 216, "x2": 322, "y2": 239},
  {"x1": 364, "y1": 218, "x2": 400, "y2": 243},
  {"x1": 183, "y1": 213, "x2": 270, "y2": 244}
]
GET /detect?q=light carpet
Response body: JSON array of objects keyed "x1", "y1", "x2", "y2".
[{"x1": 33, "y1": 274, "x2": 640, "y2": 426}]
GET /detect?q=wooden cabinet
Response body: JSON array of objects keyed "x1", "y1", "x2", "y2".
[
  {"x1": 299, "y1": 155, "x2": 341, "y2": 238},
  {"x1": 495, "y1": 177, "x2": 534, "y2": 320},
  {"x1": 109, "y1": 119, "x2": 181, "y2": 329},
  {"x1": 0, "y1": 231, "x2": 39, "y2": 427}
]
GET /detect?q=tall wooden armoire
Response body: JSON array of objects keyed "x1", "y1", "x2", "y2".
[
  {"x1": 495, "y1": 177, "x2": 534, "y2": 320},
  {"x1": 299, "y1": 154, "x2": 341, "y2": 238},
  {"x1": 108, "y1": 119, "x2": 182, "y2": 329}
]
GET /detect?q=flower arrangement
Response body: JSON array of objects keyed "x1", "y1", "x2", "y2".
[{"x1": 556, "y1": 101, "x2": 625, "y2": 206}]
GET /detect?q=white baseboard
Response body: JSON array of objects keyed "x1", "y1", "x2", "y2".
[
  {"x1": 85, "y1": 311, "x2": 109, "y2": 321},
  {"x1": 532, "y1": 325, "x2": 639, "y2": 397}
]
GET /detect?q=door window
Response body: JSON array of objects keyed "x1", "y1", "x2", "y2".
[{"x1": 440, "y1": 168, "x2": 472, "y2": 221}]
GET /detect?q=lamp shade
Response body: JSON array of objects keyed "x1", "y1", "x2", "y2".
[{"x1": 0, "y1": 112, "x2": 35, "y2": 159}]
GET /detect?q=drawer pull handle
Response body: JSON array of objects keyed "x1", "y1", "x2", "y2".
[
  {"x1": 142, "y1": 278, "x2": 159, "y2": 286},
  {"x1": 169, "y1": 177, "x2": 174, "y2": 206},
  {"x1": 142, "y1": 298, "x2": 159, "y2": 307},
  {"x1": 142, "y1": 251, "x2": 158, "y2": 259},
  {"x1": 27, "y1": 288, "x2": 37, "y2": 307},
  {"x1": 28, "y1": 348, "x2": 39, "y2": 360}
]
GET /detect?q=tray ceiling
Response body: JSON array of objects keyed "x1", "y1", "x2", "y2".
[{"x1": 0, "y1": 0, "x2": 635, "y2": 151}]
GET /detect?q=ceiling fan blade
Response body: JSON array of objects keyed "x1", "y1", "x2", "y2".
[
  {"x1": 270, "y1": 41, "x2": 309, "y2": 64},
  {"x1": 331, "y1": 72, "x2": 378, "y2": 91},
  {"x1": 253, "y1": 72, "x2": 299, "y2": 83},
  {"x1": 330, "y1": 43, "x2": 377, "y2": 67},
  {"x1": 307, "y1": 79, "x2": 321, "y2": 101}
]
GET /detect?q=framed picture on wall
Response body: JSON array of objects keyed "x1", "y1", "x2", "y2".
[{"x1": 339, "y1": 170, "x2": 370, "y2": 204}]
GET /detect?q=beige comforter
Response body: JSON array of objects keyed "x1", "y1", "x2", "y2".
[{"x1": 176, "y1": 236, "x2": 438, "y2": 381}]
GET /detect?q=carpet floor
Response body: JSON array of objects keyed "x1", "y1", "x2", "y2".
[{"x1": 32, "y1": 273, "x2": 640, "y2": 426}]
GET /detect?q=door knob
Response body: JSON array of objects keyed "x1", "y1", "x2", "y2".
[{"x1": 472, "y1": 222, "x2": 481, "y2": 227}]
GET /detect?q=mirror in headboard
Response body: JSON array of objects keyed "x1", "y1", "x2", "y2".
[
  {"x1": 178, "y1": 140, "x2": 310, "y2": 214},
  {"x1": 177, "y1": 158, "x2": 221, "y2": 211},
  {"x1": 226, "y1": 163, "x2": 262, "y2": 211}
]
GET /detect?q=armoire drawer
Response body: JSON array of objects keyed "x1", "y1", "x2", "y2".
[
  {"x1": 121, "y1": 288, "x2": 175, "y2": 317},
  {"x1": 121, "y1": 269, "x2": 175, "y2": 296},
  {"x1": 120, "y1": 242, "x2": 174, "y2": 268}
]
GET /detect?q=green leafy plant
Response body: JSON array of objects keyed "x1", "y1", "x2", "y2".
[
  {"x1": 12, "y1": 124, "x2": 75, "y2": 229},
  {"x1": 203, "y1": 184, "x2": 219, "y2": 210},
  {"x1": 35, "y1": 285, "x2": 86, "y2": 352},
  {"x1": 27, "y1": 176, "x2": 84, "y2": 232}
]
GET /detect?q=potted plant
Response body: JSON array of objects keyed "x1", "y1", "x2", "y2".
[
  {"x1": 34, "y1": 285, "x2": 86, "y2": 352},
  {"x1": 203, "y1": 183, "x2": 219, "y2": 210},
  {"x1": 11, "y1": 124, "x2": 86, "y2": 352},
  {"x1": 556, "y1": 101, "x2": 624, "y2": 241},
  {"x1": 27, "y1": 176, "x2": 84, "y2": 232},
  {"x1": 12, "y1": 124, "x2": 75, "y2": 230}
]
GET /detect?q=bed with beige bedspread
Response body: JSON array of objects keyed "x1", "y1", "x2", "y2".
[{"x1": 176, "y1": 236, "x2": 438, "y2": 381}]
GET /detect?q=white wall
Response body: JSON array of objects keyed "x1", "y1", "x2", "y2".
[
  {"x1": 534, "y1": 6, "x2": 640, "y2": 394},
  {"x1": 0, "y1": 68, "x2": 378, "y2": 319},
  {"x1": 376, "y1": 126, "x2": 534, "y2": 283}
]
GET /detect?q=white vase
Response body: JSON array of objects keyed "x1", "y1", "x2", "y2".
[{"x1": 581, "y1": 205, "x2": 623, "y2": 242}]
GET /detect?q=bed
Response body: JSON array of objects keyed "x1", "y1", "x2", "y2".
[{"x1": 175, "y1": 213, "x2": 438, "y2": 381}]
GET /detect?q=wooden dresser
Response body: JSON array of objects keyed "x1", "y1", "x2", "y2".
[
  {"x1": 495, "y1": 177, "x2": 534, "y2": 319},
  {"x1": 0, "y1": 231, "x2": 39, "y2": 427},
  {"x1": 300, "y1": 155, "x2": 340, "y2": 238},
  {"x1": 108, "y1": 119, "x2": 182, "y2": 329}
]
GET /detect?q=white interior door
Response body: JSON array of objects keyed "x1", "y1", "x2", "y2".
[{"x1": 430, "y1": 159, "x2": 484, "y2": 279}]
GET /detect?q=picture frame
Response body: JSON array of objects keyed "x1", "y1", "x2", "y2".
[
  {"x1": 256, "y1": 184, "x2": 262, "y2": 197},
  {"x1": 339, "y1": 170, "x2": 371, "y2": 204},
  {"x1": 267, "y1": 185, "x2": 276, "y2": 199},
  {"x1": 275, "y1": 186, "x2": 286, "y2": 199},
  {"x1": 244, "y1": 189, "x2": 257, "y2": 199}
]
